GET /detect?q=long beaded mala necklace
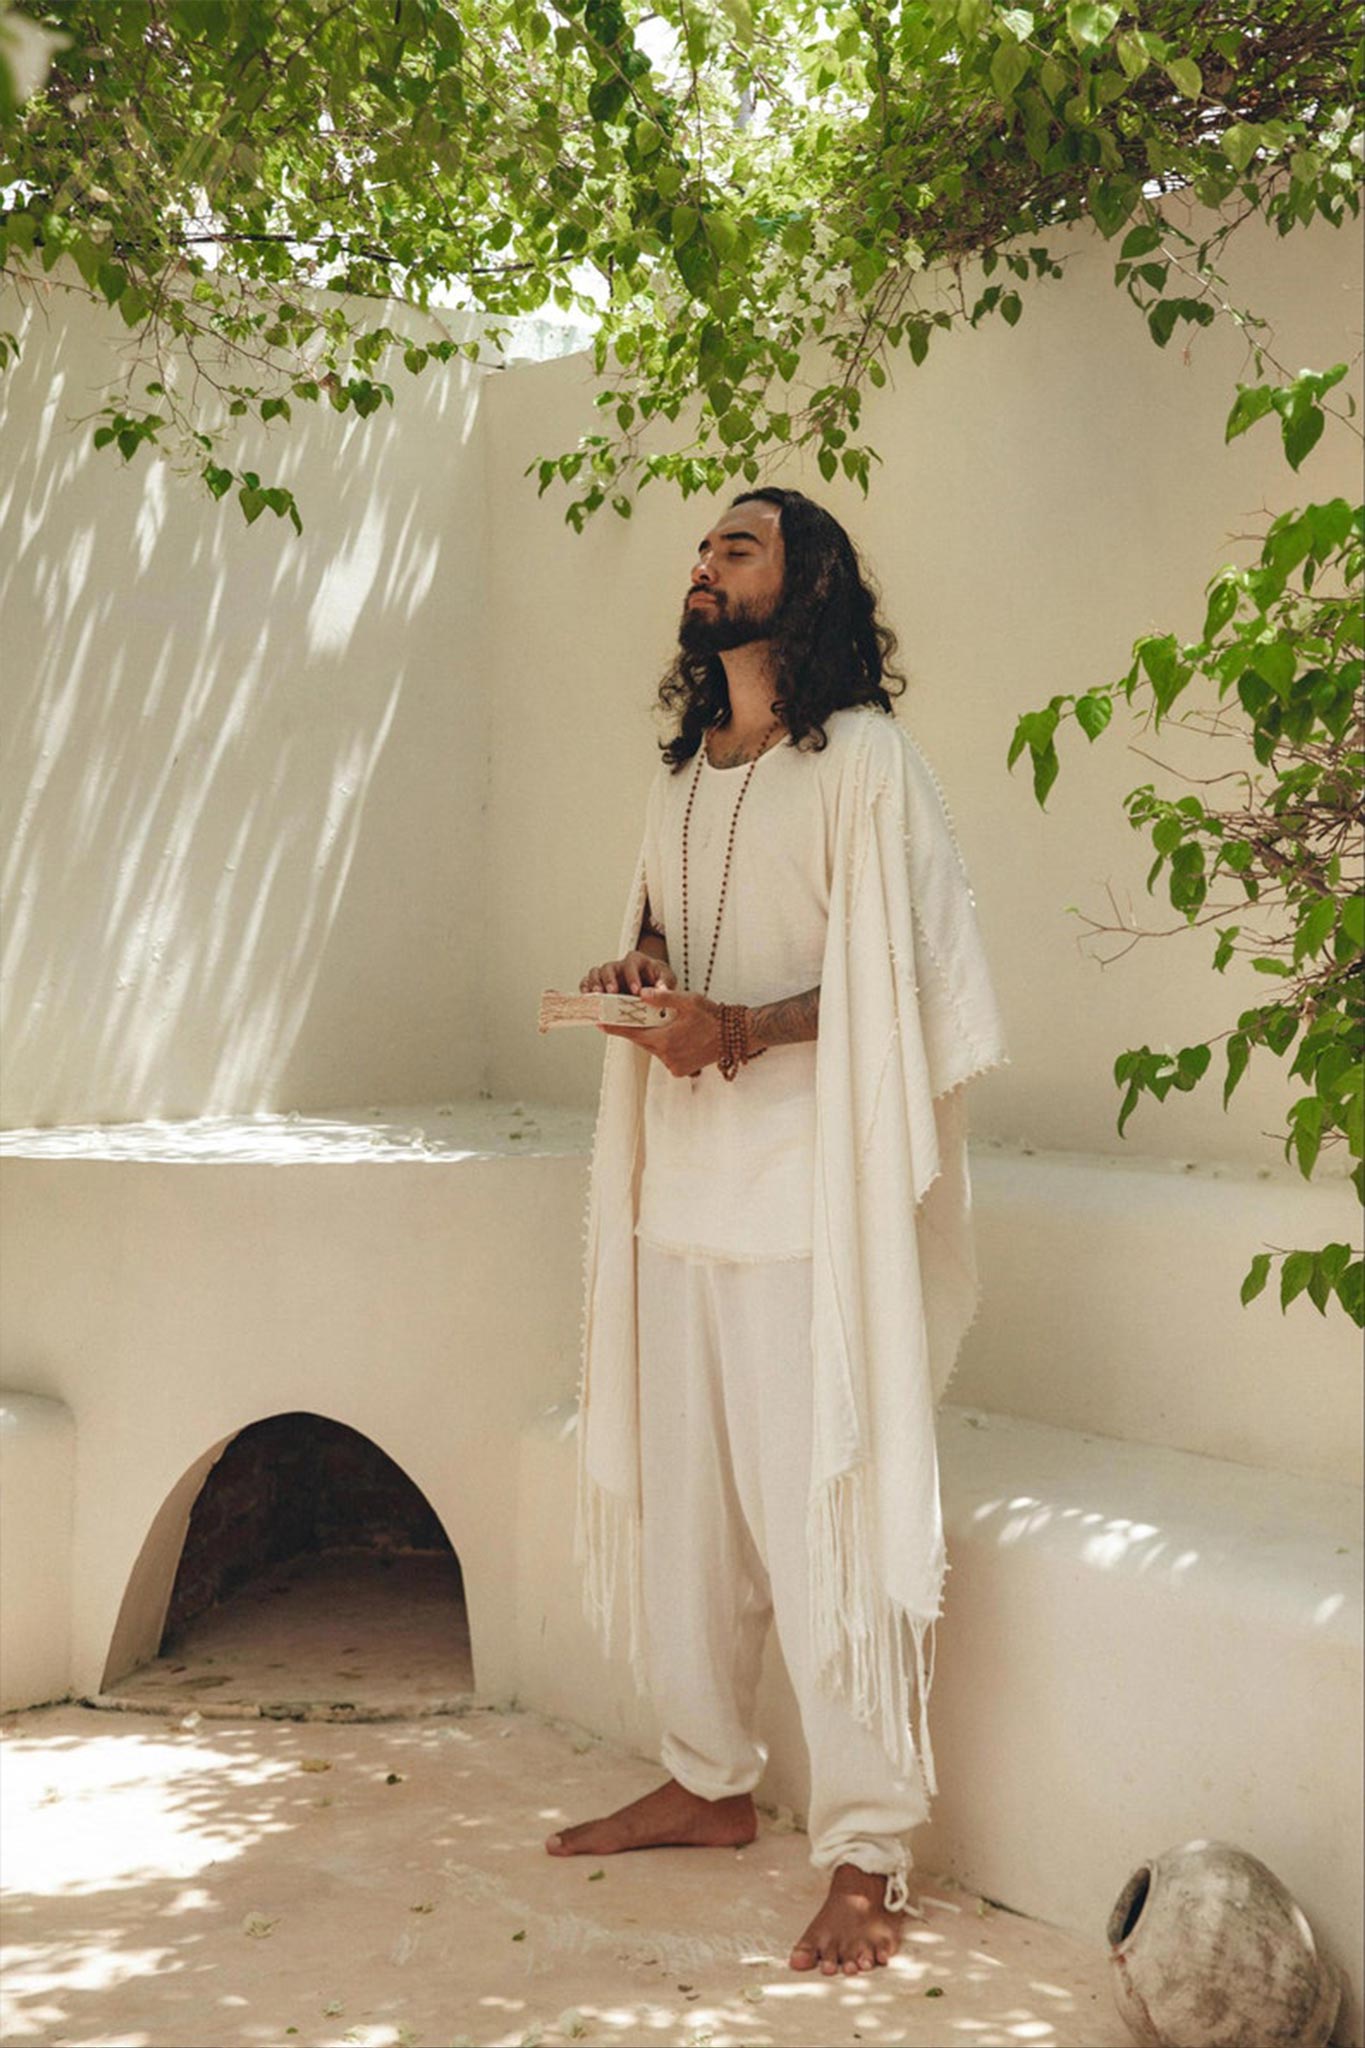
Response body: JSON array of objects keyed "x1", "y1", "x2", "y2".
[{"x1": 680, "y1": 714, "x2": 781, "y2": 1083}]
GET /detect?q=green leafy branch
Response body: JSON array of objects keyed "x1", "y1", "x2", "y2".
[
  {"x1": 1010, "y1": 367, "x2": 1363, "y2": 1327},
  {"x1": 4, "y1": 2, "x2": 1360, "y2": 529}
]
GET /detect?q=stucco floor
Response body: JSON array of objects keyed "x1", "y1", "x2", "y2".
[{"x1": 0, "y1": 1701, "x2": 1135, "y2": 2048}]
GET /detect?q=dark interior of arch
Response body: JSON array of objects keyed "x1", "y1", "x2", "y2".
[{"x1": 161, "y1": 1410, "x2": 458, "y2": 1652}]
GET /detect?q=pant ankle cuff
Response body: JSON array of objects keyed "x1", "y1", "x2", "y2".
[
  {"x1": 662, "y1": 1745, "x2": 762, "y2": 1804},
  {"x1": 811, "y1": 1842, "x2": 914, "y2": 1910}
]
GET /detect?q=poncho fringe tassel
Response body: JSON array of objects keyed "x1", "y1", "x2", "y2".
[{"x1": 809, "y1": 1465, "x2": 940, "y2": 1795}]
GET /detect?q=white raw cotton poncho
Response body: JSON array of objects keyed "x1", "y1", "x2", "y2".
[{"x1": 575, "y1": 708, "x2": 1010, "y2": 1796}]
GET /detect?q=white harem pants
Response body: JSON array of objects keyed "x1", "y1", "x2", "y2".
[{"x1": 636, "y1": 1237, "x2": 929, "y2": 1883}]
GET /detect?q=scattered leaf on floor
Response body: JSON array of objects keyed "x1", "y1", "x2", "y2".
[
  {"x1": 322, "y1": 2001, "x2": 344, "y2": 2016},
  {"x1": 410, "y1": 1901, "x2": 435, "y2": 1914},
  {"x1": 512, "y1": 1928, "x2": 526, "y2": 1941},
  {"x1": 242, "y1": 1912, "x2": 279, "y2": 1938},
  {"x1": 300, "y1": 1757, "x2": 332, "y2": 1773},
  {"x1": 556, "y1": 2011, "x2": 589, "y2": 2040},
  {"x1": 925, "y1": 1983, "x2": 945, "y2": 1996},
  {"x1": 587, "y1": 1868, "x2": 605, "y2": 1881},
  {"x1": 386, "y1": 1771, "x2": 406, "y2": 1784},
  {"x1": 740, "y1": 1985, "x2": 765, "y2": 2002}
]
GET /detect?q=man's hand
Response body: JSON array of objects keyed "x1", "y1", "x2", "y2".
[
  {"x1": 579, "y1": 949, "x2": 678, "y2": 997},
  {"x1": 598, "y1": 986, "x2": 723, "y2": 1078}
]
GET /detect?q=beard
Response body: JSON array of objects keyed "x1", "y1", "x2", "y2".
[{"x1": 678, "y1": 588, "x2": 782, "y2": 657}]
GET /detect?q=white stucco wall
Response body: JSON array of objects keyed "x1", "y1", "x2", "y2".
[
  {"x1": 0, "y1": 1391, "x2": 75, "y2": 1711},
  {"x1": 1, "y1": 264, "x2": 494, "y2": 1126},
  {"x1": 3, "y1": 213, "x2": 1360, "y2": 1164},
  {"x1": 480, "y1": 204, "x2": 1363, "y2": 1170}
]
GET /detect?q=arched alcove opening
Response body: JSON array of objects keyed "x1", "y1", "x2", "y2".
[{"x1": 106, "y1": 1412, "x2": 473, "y2": 1715}]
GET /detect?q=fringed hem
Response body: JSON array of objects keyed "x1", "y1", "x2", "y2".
[
  {"x1": 574, "y1": 1462, "x2": 648, "y2": 1697},
  {"x1": 809, "y1": 1466, "x2": 940, "y2": 1800}
]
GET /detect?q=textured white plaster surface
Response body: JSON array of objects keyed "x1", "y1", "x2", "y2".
[{"x1": 0, "y1": 1393, "x2": 75, "y2": 1713}]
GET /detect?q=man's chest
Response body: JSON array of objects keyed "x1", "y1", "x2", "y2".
[{"x1": 652, "y1": 763, "x2": 834, "y2": 895}]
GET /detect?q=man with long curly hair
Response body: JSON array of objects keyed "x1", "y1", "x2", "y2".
[{"x1": 548, "y1": 488, "x2": 1008, "y2": 1975}]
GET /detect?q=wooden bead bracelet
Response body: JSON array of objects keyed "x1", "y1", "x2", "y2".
[{"x1": 717, "y1": 1001, "x2": 766, "y2": 1082}]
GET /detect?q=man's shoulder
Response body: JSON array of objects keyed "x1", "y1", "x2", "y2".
[{"x1": 818, "y1": 703, "x2": 908, "y2": 769}]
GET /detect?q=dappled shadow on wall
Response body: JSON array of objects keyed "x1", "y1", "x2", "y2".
[{"x1": 0, "y1": 267, "x2": 486, "y2": 1125}]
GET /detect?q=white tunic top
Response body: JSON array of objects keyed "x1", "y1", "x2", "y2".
[{"x1": 636, "y1": 707, "x2": 866, "y2": 1260}]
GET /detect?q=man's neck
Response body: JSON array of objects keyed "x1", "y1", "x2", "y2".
[{"x1": 718, "y1": 642, "x2": 782, "y2": 735}]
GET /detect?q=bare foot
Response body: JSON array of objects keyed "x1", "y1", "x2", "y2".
[
  {"x1": 789, "y1": 1863, "x2": 905, "y2": 1975},
  {"x1": 545, "y1": 1778, "x2": 757, "y2": 1857}
]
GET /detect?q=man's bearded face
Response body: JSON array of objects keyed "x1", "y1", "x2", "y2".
[
  {"x1": 678, "y1": 583, "x2": 783, "y2": 656},
  {"x1": 679, "y1": 500, "x2": 787, "y2": 655}
]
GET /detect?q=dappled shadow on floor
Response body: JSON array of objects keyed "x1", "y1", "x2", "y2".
[{"x1": 0, "y1": 1704, "x2": 1129, "y2": 2048}]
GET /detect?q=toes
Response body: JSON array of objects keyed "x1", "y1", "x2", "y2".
[
  {"x1": 874, "y1": 1937, "x2": 894, "y2": 1965},
  {"x1": 855, "y1": 1946, "x2": 876, "y2": 1971},
  {"x1": 788, "y1": 1942, "x2": 819, "y2": 1972},
  {"x1": 544, "y1": 1832, "x2": 564, "y2": 1853}
]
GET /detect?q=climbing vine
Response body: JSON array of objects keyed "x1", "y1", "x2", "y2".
[{"x1": 1, "y1": 2, "x2": 1359, "y2": 528}]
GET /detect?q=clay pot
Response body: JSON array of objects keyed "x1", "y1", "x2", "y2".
[{"x1": 1107, "y1": 1838, "x2": 1341, "y2": 2047}]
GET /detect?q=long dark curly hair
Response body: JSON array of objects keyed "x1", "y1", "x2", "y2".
[{"x1": 656, "y1": 487, "x2": 907, "y2": 770}]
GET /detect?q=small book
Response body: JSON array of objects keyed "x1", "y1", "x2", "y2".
[{"x1": 538, "y1": 989, "x2": 674, "y2": 1032}]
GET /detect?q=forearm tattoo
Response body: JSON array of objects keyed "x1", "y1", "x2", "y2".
[{"x1": 748, "y1": 985, "x2": 820, "y2": 1049}]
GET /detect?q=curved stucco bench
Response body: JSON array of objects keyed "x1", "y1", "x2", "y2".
[
  {"x1": 922, "y1": 1407, "x2": 1360, "y2": 2020},
  {"x1": 2, "y1": 1110, "x2": 1358, "y2": 2035},
  {"x1": 0, "y1": 1391, "x2": 75, "y2": 1712},
  {"x1": 516, "y1": 1398, "x2": 1363, "y2": 2044}
]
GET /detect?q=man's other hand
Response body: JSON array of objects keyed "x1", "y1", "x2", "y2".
[
  {"x1": 598, "y1": 986, "x2": 723, "y2": 1077},
  {"x1": 579, "y1": 950, "x2": 678, "y2": 997}
]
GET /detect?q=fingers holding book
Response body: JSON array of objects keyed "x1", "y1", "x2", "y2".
[
  {"x1": 539, "y1": 952, "x2": 689, "y2": 1045},
  {"x1": 599, "y1": 987, "x2": 722, "y2": 1077},
  {"x1": 578, "y1": 949, "x2": 678, "y2": 997}
]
